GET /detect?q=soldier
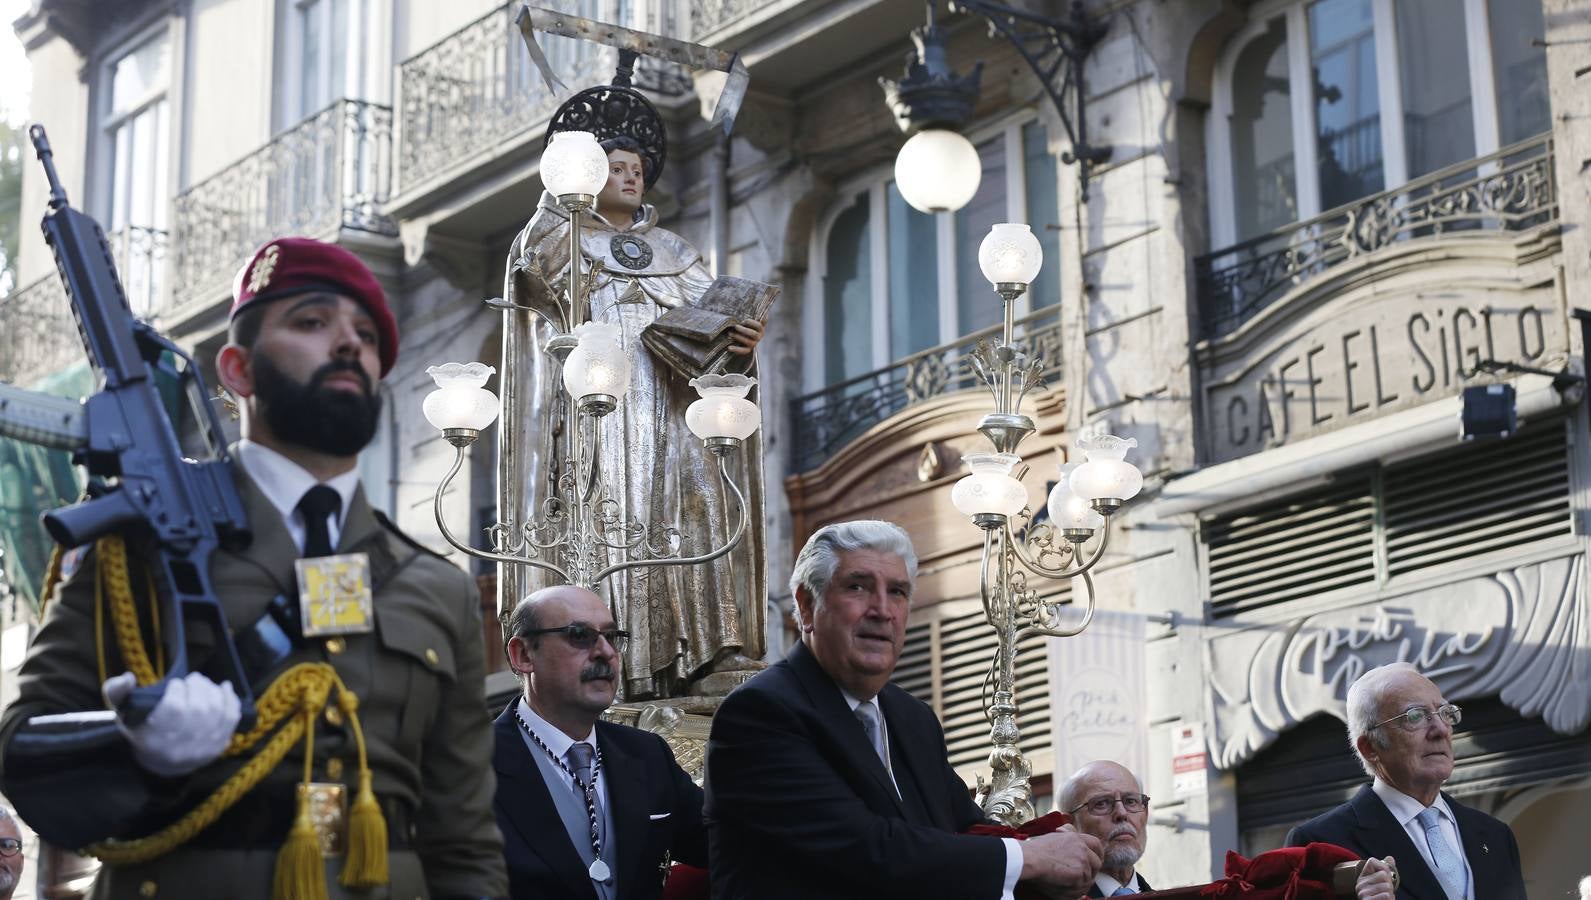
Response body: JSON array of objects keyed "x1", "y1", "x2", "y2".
[{"x1": 0, "y1": 238, "x2": 507, "y2": 900}]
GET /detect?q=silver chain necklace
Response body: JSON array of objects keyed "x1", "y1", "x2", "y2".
[{"x1": 514, "y1": 706, "x2": 612, "y2": 883}]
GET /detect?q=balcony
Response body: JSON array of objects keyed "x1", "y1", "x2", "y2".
[
  {"x1": 1195, "y1": 133, "x2": 1557, "y2": 341},
  {"x1": 791, "y1": 307, "x2": 1064, "y2": 473},
  {"x1": 0, "y1": 225, "x2": 169, "y2": 385},
  {"x1": 169, "y1": 100, "x2": 396, "y2": 320},
  {"x1": 395, "y1": 3, "x2": 611, "y2": 199},
  {"x1": 689, "y1": 0, "x2": 768, "y2": 39}
]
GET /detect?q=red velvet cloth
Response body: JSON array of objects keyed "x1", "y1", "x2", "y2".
[
  {"x1": 660, "y1": 862, "x2": 709, "y2": 900},
  {"x1": 658, "y1": 827, "x2": 1360, "y2": 900}
]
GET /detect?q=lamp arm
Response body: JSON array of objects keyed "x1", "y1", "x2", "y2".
[
  {"x1": 591, "y1": 453, "x2": 750, "y2": 584},
  {"x1": 433, "y1": 442, "x2": 572, "y2": 582},
  {"x1": 1005, "y1": 517, "x2": 1112, "y2": 578},
  {"x1": 1023, "y1": 568, "x2": 1096, "y2": 638}
]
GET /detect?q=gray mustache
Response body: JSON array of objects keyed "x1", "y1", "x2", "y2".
[{"x1": 582, "y1": 662, "x2": 616, "y2": 682}]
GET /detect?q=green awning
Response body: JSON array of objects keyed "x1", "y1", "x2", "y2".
[{"x1": 0, "y1": 364, "x2": 91, "y2": 614}]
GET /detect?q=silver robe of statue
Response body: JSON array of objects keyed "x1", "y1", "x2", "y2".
[{"x1": 499, "y1": 192, "x2": 767, "y2": 700}]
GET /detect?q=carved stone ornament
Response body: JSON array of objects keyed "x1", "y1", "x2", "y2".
[
  {"x1": 1204, "y1": 552, "x2": 1591, "y2": 770},
  {"x1": 917, "y1": 442, "x2": 944, "y2": 482}
]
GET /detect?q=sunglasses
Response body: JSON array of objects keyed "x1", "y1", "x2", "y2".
[{"x1": 523, "y1": 623, "x2": 630, "y2": 652}]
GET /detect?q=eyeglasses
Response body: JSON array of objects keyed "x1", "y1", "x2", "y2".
[
  {"x1": 0, "y1": 838, "x2": 20, "y2": 857},
  {"x1": 1069, "y1": 794, "x2": 1151, "y2": 816},
  {"x1": 1372, "y1": 704, "x2": 1462, "y2": 732},
  {"x1": 523, "y1": 623, "x2": 629, "y2": 652}
]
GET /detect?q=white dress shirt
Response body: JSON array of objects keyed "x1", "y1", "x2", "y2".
[
  {"x1": 1371, "y1": 779, "x2": 1474, "y2": 900},
  {"x1": 843, "y1": 689, "x2": 1023, "y2": 900},
  {"x1": 516, "y1": 697, "x2": 611, "y2": 813},
  {"x1": 1094, "y1": 871, "x2": 1144, "y2": 895},
  {"x1": 236, "y1": 439, "x2": 360, "y2": 554}
]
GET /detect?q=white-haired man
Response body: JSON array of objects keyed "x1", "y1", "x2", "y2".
[
  {"x1": 1059, "y1": 761, "x2": 1154, "y2": 896},
  {"x1": 703, "y1": 520, "x2": 1102, "y2": 900},
  {"x1": 1285, "y1": 662, "x2": 1525, "y2": 900},
  {"x1": 0, "y1": 807, "x2": 23, "y2": 900}
]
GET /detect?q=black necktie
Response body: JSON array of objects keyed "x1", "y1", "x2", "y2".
[{"x1": 297, "y1": 485, "x2": 342, "y2": 558}]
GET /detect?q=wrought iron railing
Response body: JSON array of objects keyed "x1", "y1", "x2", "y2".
[
  {"x1": 689, "y1": 0, "x2": 768, "y2": 38},
  {"x1": 791, "y1": 307, "x2": 1064, "y2": 473},
  {"x1": 1196, "y1": 133, "x2": 1556, "y2": 340},
  {"x1": 0, "y1": 226, "x2": 169, "y2": 384},
  {"x1": 108, "y1": 225, "x2": 170, "y2": 318},
  {"x1": 397, "y1": 2, "x2": 609, "y2": 192},
  {"x1": 171, "y1": 99, "x2": 396, "y2": 310},
  {"x1": 0, "y1": 275, "x2": 73, "y2": 386}
]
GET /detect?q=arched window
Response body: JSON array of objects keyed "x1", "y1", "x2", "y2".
[
  {"x1": 805, "y1": 116, "x2": 1062, "y2": 392},
  {"x1": 1208, "y1": 0, "x2": 1549, "y2": 249}
]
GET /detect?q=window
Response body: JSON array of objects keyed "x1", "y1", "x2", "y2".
[
  {"x1": 279, "y1": 0, "x2": 388, "y2": 126},
  {"x1": 1209, "y1": 0, "x2": 1549, "y2": 247},
  {"x1": 807, "y1": 117, "x2": 1063, "y2": 391},
  {"x1": 102, "y1": 30, "x2": 171, "y2": 316}
]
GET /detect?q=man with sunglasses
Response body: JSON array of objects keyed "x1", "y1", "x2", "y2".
[
  {"x1": 1058, "y1": 762, "x2": 1154, "y2": 896},
  {"x1": 1285, "y1": 662, "x2": 1526, "y2": 900},
  {"x1": 0, "y1": 807, "x2": 23, "y2": 900},
  {"x1": 493, "y1": 585, "x2": 707, "y2": 900}
]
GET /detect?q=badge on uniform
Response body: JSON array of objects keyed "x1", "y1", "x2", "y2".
[
  {"x1": 300, "y1": 782, "x2": 348, "y2": 857},
  {"x1": 295, "y1": 553, "x2": 375, "y2": 637}
]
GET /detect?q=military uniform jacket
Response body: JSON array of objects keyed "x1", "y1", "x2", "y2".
[{"x1": 0, "y1": 461, "x2": 507, "y2": 900}]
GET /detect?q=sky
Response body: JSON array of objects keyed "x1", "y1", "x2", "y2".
[{"x1": 1, "y1": 0, "x2": 30, "y2": 126}]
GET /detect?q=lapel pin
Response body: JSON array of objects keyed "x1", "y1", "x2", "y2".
[{"x1": 1481, "y1": 843, "x2": 1489, "y2": 854}]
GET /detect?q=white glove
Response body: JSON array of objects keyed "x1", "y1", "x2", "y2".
[{"x1": 103, "y1": 671, "x2": 242, "y2": 778}]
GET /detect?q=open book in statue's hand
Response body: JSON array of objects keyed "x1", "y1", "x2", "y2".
[{"x1": 642, "y1": 275, "x2": 779, "y2": 379}]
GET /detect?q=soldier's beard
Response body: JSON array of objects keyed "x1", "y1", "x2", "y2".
[{"x1": 254, "y1": 354, "x2": 382, "y2": 457}]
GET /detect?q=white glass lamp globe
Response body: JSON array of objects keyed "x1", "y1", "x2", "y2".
[
  {"x1": 951, "y1": 452, "x2": 1029, "y2": 519},
  {"x1": 541, "y1": 130, "x2": 608, "y2": 198},
  {"x1": 686, "y1": 373, "x2": 761, "y2": 441},
  {"x1": 422, "y1": 362, "x2": 501, "y2": 432},
  {"x1": 1069, "y1": 432, "x2": 1144, "y2": 502},
  {"x1": 563, "y1": 321, "x2": 631, "y2": 401},
  {"x1": 1046, "y1": 462, "x2": 1105, "y2": 530},
  {"x1": 894, "y1": 129, "x2": 981, "y2": 214},
  {"x1": 978, "y1": 223, "x2": 1043, "y2": 286}
]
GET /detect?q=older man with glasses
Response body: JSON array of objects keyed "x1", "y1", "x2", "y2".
[
  {"x1": 1058, "y1": 762, "x2": 1154, "y2": 896},
  {"x1": 491, "y1": 585, "x2": 706, "y2": 900},
  {"x1": 1285, "y1": 662, "x2": 1526, "y2": 900},
  {"x1": 0, "y1": 807, "x2": 22, "y2": 900}
]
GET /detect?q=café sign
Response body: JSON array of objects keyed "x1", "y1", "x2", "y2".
[{"x1": 1202, "y1": 294, "x2": 1564, "y2": 464}]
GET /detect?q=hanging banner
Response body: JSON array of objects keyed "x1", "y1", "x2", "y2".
[{"x1": 1047, "y1": 610, "x2": 1147, "y2": 795}]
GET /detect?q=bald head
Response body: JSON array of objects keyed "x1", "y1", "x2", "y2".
[
  {"x1": 1061, "y1": 761, "x2": 1148, "y2": 883},
  {"x1": 505, "y1": 584, "x2": 622, "y2": 739}
]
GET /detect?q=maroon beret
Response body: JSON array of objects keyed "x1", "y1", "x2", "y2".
[{"x1": 230, "y1": 237, "x2": 398, "y2": 376}]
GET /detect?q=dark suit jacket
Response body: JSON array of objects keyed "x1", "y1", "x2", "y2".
[
  {"x1": 1285, "y1": 784, "x2": 1525, "y2": 900},
  {"x1": 492, "y1": 704, "x2": 707, "y2": 900},
  {"x1": 1086, "y1": 873, "x2": 1153, "y2": 896},
  {"x1": 703, "y1": 642, "x2": 1008, "y2": 900}
]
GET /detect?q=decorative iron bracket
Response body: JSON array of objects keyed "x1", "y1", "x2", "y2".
[{"x1": 946, "y1": 0, "x2": 1112, "y2": 198}]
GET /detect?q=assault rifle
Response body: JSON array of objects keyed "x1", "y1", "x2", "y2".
[{"x1": 0, "y1": 126, "x2": 256, "y2": 846}]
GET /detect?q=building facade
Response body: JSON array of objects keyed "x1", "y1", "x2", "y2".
[{"x1": 2, "y1": 0, "x2": 1589, "y2": 897}]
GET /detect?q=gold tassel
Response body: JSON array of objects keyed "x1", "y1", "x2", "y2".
[
  {"x1": 340, "y1": 769, "x2": 389, "y2": 888},
  {"x1": 273, "y1": 787, "x2": 330, "y2": 900},
  {"x1": 337, "y1": 687, "x2": 389, "y2": 889},
  {"x1": 274, "y1": 708, "x2": 329, "y2": 900}
]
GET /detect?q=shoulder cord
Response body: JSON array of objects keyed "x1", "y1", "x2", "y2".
[{"x1": 37, "y1": 535, "x2": 389, "y2": 900}]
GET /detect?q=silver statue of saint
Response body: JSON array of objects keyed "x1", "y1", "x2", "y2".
[{"x1": 499, "y1": 138, "x2": 768, "y2": 700}]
